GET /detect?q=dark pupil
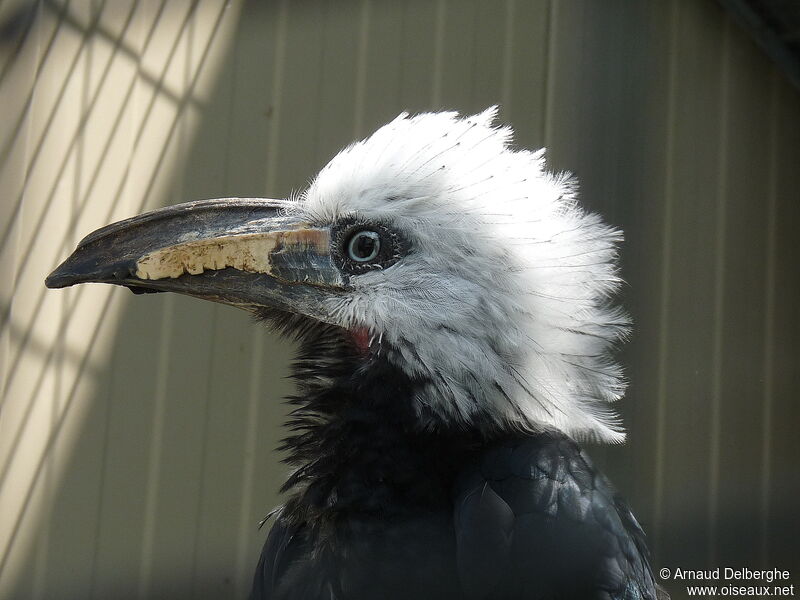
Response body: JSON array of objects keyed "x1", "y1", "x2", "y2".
[
  {"x1": 347, "y1": 230, "x2": 381, "y2": 263},
  {"x1": 354, "y1": 234, "x2": 375, "y2": 258}
]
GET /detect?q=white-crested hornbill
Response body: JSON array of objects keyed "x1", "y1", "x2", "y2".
[{"x1": 47, "y1": 108, "x2": 665, "y2": 600}]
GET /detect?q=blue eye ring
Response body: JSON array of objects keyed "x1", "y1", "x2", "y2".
[{"x1": 347, "y1": 230, "x2": 381, "y2": 262}]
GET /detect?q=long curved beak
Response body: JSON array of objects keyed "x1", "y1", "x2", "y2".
[{"x1": 46, "y1": 198, "x2": 344, "y2": 316}]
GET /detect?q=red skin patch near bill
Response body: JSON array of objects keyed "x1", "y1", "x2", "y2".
[{"x1": 350, "y1": 327, "x2": 371, "y2": 356}]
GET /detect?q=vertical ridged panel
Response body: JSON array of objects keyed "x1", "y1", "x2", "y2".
[
  {"x1": 1, "y1": 1, "x2": 799, "y2": 598},
  {"x1": 655, "y1": 0, "x2": 725, "y2": 568},
  {"x1": 713, "y1": 17, "x2": 771, "y2": 567},
  {"x1": 766, "y1": 70, "x2": 800, "y2": 569}
]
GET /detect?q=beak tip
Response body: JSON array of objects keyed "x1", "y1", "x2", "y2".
[
  {"x1": 45, "y1": 252, "x2": 89, "y2": 288},
  {"x1": 46, "y1": 252, "x2": 139, "y2": 289},
  {"x1": 45, "y1": 268, "x2": 77, "y2": 289}
]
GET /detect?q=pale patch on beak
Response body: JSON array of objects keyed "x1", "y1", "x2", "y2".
[{"x1": 134, "y1": 227, "x2": 335, "y2": 284}]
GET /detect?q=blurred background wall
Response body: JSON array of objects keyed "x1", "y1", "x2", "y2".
[{"x1": 1, "y1": 1, "x2": 798, "y2": 598}]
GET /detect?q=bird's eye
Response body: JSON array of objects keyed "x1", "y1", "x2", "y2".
[
  {"x1": 332, "y1": 218, "x2": 409, "y2": 275},
  {"x1": 347, "y1": 231, "x2": 381, "y2": 262}
]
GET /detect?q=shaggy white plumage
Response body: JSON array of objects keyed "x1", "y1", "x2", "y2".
[{"x1": 291, "y1": 108, "x2": 629, "y2": 443}]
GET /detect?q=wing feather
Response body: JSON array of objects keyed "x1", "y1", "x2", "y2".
[{"x1": 454, "y1": 433, "x2": 661, "y2": 600}]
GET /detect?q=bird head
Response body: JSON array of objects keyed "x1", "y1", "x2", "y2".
[{"x1": 47, "y1": 108, "x2": 629, "y2": 443}]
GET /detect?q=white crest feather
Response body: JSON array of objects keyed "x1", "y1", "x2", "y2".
[{"x1": 295, "y1": 108, "x2": 630, "y2": 443}]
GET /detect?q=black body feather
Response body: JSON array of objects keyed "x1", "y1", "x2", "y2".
[{"x1": 250, "y1": 311, "x2": 660, "y2": 600}]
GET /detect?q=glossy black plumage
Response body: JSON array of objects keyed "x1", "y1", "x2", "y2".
[
  {"x1": 455, "y1": 435, "x2": 659, "y2": 600},
  {"x1": 250, "y1": 314, "x2": 660, "y2": 600}
]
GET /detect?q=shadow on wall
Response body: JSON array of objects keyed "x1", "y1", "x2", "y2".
[{"x1": 1, "y1": 2, "x2": 293, "y2": 598}]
